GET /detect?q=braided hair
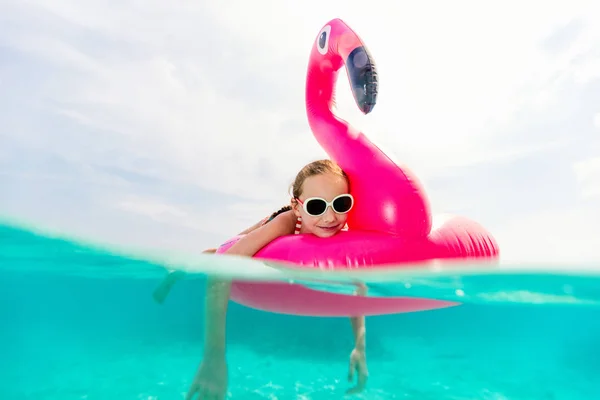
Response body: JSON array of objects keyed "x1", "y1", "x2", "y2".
[{"x1": 266, "y1": 205, "x2": 292, "y2": 223}]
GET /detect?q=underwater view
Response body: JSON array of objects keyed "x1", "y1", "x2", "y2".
[
  {"x1": 2, "y1": 222, "x2": 600, "y2": 399},
  {"x1": 2, "y1": 2, "x2": 600, "y2": 399}
]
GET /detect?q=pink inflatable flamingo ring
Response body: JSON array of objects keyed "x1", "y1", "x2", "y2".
[{"x1": 217, "y1": 18, "x2": 499, "y2": 317}]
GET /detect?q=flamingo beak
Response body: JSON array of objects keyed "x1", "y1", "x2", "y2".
[{"x1": 346, "y1": 46, "x2": 378, "y2": 114}]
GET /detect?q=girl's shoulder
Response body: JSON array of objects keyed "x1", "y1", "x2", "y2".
[
  {"x1": 263, "y1": 207, "x2": 297, "y2": 234},
  {"x1": 264, "y1": 205, "x2": 293, "y2": 225},
  {"x1": 226, "y1": 208, "x2": 297, "y2": 257}
]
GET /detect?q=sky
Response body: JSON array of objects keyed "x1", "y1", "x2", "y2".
[{"x1": 1, "y1": 0, "x2": 599, "y2": 264}]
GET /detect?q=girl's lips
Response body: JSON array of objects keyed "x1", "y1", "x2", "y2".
[{"x1": 318, "y1": 224, "x2": 339, "y2": 230}]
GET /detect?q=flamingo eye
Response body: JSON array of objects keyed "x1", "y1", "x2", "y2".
[{"x1": 316, "y1": 25, "x2": 331, "y2": 55}]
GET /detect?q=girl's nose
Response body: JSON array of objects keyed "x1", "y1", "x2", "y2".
[{"x1": 322, "y1": 206, "x2": 335, "y2": 222}]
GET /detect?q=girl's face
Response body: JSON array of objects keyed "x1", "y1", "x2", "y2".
[{"x1": 292, "y1": 172, "x2": 352, "y2": 238}]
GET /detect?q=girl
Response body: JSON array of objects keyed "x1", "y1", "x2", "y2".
[{"x1": 163, "y1": 159, "x2": 368, "y2": 399}]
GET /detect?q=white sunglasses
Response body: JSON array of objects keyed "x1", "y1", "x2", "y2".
[{"x1": 295, "y1": 194, "x2": 354, "y2": 217}]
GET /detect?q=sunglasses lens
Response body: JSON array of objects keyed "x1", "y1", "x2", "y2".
[
  {"x1": 305, "y1": 199, "x2": 327, "y2": 215},
  {"x1": 333, "y1": 195, "x2": 353, "y2": 213}
]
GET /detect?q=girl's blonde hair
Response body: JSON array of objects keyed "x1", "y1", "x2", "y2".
[{"x1": 267, "y1": 159, "x2": 349, "y2": 221}]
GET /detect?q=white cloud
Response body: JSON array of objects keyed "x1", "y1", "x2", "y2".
[
  {"x1": 594, "y1": 113, "x2": 600, "y2": 129},
  {"x1": 116, "y1": 197, "x2": 188, "y2": 222},
  {"x1": 494, "y1": 206, "x2": 600, "y2": 263},
  {"x1": 573, "y1": 157, "x2": 600, "y2": 200},
  {"x1": 1, "y1": 0, "x2": 600, "y2": 264}
]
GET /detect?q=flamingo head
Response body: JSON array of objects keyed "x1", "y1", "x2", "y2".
[{"x1": 313, "y1": 18, "x2": 378, "y2": 114}]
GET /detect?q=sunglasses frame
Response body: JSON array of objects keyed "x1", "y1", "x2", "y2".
[{"x1": 295, "y1": 193, "x2": 354, "y2": 217}]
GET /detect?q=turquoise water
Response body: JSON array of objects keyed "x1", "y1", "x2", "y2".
[{"x1": 2, "y1": 223, "x2": 600, "y2": 399}]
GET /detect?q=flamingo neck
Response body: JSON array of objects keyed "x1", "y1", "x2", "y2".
[
  {"x1": 305, "y1": 54, "x2": 350, "y2": 158},
  {"x1": 303, "y1": 37, "x2": 432, "y2": 238}
]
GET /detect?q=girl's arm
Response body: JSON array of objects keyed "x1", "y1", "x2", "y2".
[
  {"x1": 154, "y1": 215, "x2": 279, "y2": 306},
  {"x1": 202, "y1": 210, "x2": 297, "y2": 357},
  {"x1": 237, "y1": 217, "x2": 269, "y2": 236},
  {"x1": 227, "y1": 210, "x2": 296, "y2": 257}
]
